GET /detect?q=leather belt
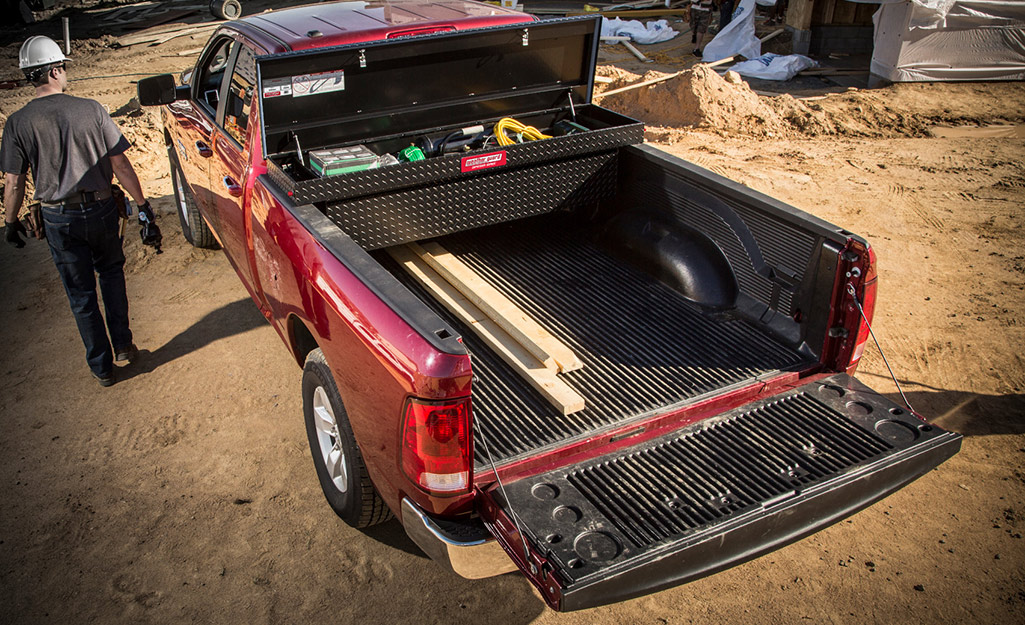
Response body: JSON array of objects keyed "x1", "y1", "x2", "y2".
[{"x1": 42, "y1": 188, "x2": 113, "y2": 209}]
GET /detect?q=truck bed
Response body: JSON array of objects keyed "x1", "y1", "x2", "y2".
[{"x1": 380, "y1": 217, "x2": 814, "y2": 468}]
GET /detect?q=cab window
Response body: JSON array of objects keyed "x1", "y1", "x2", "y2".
[
  {"x1": 222, "y1": 45, "x2": 256, "y2": 146},
  {"x1": 195, "y1": 37, "x2": 234, "y2": 116}
]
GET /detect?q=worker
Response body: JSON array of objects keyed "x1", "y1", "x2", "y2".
[
  {"x1": 1, "y1": 35, "x2": 151, "y2": 387},
  {"x1": 690, "y1": 0, "x2": 715, "y2": 56}
]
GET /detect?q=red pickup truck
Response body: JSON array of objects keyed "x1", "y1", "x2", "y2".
[{"x1": 138, "y1": 0, "x2": 961, "y2": 611}]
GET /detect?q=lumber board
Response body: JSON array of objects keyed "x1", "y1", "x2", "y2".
[
  {"x1": 115, "y1": 21, "x2": 216, "y2": 46},
  {"x1": 147, "y1": 25, "x2": 218, "y2": 46},
  {"x1": 621, "y1": 40, "x2": 651, "y2": 62},
  {"x1": 387, "y1": 246, "x2": 586, "y2": 416},
  {"x1": 121, "y1": 8, "x2": 200, "y2": 31},
  {"x1": 598, "y1": 70, "x2": 684, "y2": 97},
  {"x1": 760, "y1": 28, "x2": 785, "y2": 45},
  {"x1": 568, "y1": 8, "x2": 687, "y2": 17},
  {"x1": 416, "y1": 242, "x2": 584, "y2": 374}
]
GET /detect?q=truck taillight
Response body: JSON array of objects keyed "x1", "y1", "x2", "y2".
[
  {"x1": 402, "y1": 398, "x2": 472, "y2": 494},
  {"x1": 848, "y1": 246, "x2": 878, "y2": 373}
]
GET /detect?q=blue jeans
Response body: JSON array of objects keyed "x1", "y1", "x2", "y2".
[{"x1": 42, "y1": 197, "x2": 132, "y2": 377}]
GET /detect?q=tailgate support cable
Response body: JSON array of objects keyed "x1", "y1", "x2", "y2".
[
  {"x1": 847, "y1": 284, "x2": 915, "y2": 413},
  {"x1": 476, "y1": 420, "x2": 534, "y2": 571}
]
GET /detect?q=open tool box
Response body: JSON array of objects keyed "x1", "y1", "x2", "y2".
[{"x1": 260, "y1": 16, "x2": 644, "y2": 250}]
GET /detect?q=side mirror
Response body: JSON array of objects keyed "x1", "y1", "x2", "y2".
[{"x1": 138, "y1": 74, "x2": 189, "y2": 106}]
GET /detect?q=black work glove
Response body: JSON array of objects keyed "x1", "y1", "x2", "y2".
[
  {"x1": 137, "y1": 201, "x2": 155, "y2": 225},
  {"x1": 4, "y1": 219, "x2": 27, "y2": 249},
  {"x1": 137, "y1": 201, "x2": 162, "y2": 253}
]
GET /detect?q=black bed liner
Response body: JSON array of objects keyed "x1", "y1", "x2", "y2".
[
  {"x1": 378, "y1": 219, "x2": 814, "y2": 468},
  {"x1": 482, "y1": 373, "x2": 962, "y2": 611}
]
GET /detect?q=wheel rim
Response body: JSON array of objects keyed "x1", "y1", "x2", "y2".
[
  {"x1": 173, "y1": 167, "x2": 190, "y2": 229},
  {"x1": 312, "y1": 386, "x2": 348, "y2": 493},
  {"x1": 225, "y1": 2, "x2": 241, "y2": 19}
]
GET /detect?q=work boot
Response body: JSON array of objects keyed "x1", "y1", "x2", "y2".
[
  {"x1": 115, "y1": 343, "x2": 138, "y2": 363},
  {"x1": 93, "y1": 370, "x2": 115, "y2": 387}
]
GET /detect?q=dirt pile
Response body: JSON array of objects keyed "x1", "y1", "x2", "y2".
[
  {"x1": 596, "y1": 64, "x2": 933, "y2": 139},
  {"x1": 598, "y1": 64, "x2": 788, "y2": 136}
]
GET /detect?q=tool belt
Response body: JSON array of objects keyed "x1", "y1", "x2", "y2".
[
  {"x1": 111, "y1": 185, "x2": 128, "y2": 218},
  {"x1": 41, "y1": 188, "x2": 113, "y2": 209},
  {"x1": 23, "y1": 203, "x2": 45, "y2": 241}
]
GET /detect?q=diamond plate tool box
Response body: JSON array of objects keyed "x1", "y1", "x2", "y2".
[{"x1": 257, "y1": 16, "x2": 644, "y2": 249}]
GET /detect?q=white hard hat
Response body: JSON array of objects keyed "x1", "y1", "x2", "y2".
[{"x1": 19, "y1": 35, "x2": 68, "y2": 70}]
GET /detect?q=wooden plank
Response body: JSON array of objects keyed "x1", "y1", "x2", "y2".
[
  {"x1": 387, "y1": 246, "x2": 586, "y2": 415},
  {"x1": 117, "y1": 23, "x2": 217, "y2": 47},
  {"x1": 416, "y1": 242, "x2": 585, "y2": 374},
  {"x1": 147, "y1": 25, "x2": 218, "y2": 46},
  {"x1": 621, "y1": 40, "x2": 651, "y2": 62},
  {"x1": 568, "y1": 9, "x2": 688, "y2": 17},
  {"x1": 598, "y1": 70, "x2": 684, "y2": 97},
  {"x1": 603, "y1": 0, "x2": 662, "y2": 10},
  {"x1": 121, "y1": 8, "x2": 200, "y2": 32},
  {"x1": 760, "y1": 28, "x2": 785, "y2": 45},
  {"x1": 115, "y1": 21, "x2": 216, "y2": 46}
]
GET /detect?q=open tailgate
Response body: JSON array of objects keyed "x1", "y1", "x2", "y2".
[{"x1": 479, "y1": 373, "x2": 961, "y2": 611}]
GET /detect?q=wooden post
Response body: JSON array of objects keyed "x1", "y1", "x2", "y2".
[
  {"x1": 787, "y1": 0, "x2": 815, "y2": 30},
  {"x1": 786, "y1": 0, "x2": 816, "y2": 54}
]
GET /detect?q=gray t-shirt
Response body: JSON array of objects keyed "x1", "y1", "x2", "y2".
[{"x1": 0, "y1": 93, "x2": 131, "y2": 203}]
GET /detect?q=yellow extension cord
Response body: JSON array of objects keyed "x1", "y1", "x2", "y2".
[{"x1": 494, "y1": 117, "x2": 551, "y2": 146}]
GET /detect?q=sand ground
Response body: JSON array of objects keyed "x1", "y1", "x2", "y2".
[{"x1": 1, "y1": 2, "x2": 1023, "y2": 623}]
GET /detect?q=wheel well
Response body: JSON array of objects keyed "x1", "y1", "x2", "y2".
[{"x1": 289, "y1": 316, "x2": 319, "y2": 366}]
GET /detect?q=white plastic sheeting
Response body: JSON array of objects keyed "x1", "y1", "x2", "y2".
[
  {"x1": 600, "y1": 17, "x2": 679, "y2": 44},
  {"x1": 730, "y1": 53, "x2": 818, "y2": 80},
  {"x1": 871, "y1": 0, "x2": 1025, "y2": 81},
  {"x1": 701, "y1": 0, "x2": 761, "y2": 62}
]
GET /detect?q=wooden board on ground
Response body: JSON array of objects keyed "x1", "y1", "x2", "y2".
[
  {"x1": 416, "y1": 241, "x2": 584, "y2": 374},
  {"x1": 115, "y1": 21, "x2": 217, "y2": 47},
  {"x1": 118, "y1": 8, "x2": 201, "y2": 31},
  {"x1": 387, "y1": 245, "x2": 586, "y2": 416},
  {"x1": 568, "y1": 8, "x2": 688, "y2": 17}
]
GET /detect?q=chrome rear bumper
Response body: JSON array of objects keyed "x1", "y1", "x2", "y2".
[{"x1": 400, "y1": 498, "x2": 517, "y2": 579}]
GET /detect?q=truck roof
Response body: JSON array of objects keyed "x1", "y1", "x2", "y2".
[{"x1": 238, "y1": 0, "x2": 535, "y2": 51}]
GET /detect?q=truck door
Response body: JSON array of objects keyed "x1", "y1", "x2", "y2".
[
  {"x1": 208, "y1": 42, "x2": 260, "y2": 296},
  {"x1": 169, "y1": 36, "x2": 233, "y2": 223}
]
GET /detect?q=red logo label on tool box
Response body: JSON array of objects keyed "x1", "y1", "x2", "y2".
[{"x1": 461, "y1": 151, "x2": 507, "y2": 172}]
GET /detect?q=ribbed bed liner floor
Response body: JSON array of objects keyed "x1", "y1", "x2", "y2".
[{"x1": 379, "y1": 220, "x2": 812, "y2": 468}]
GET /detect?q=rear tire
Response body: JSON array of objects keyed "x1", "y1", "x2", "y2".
[
  {"x1": 302, "y1": 348, "x2": 392, "y2": 528},
  {"x1": 209, "y1": 0, "x2": 242, "y2": 20},
  {"x1": 168, "y1": 149, "x2": 218, "y2": 249}
]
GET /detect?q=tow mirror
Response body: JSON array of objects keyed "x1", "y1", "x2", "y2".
[{"x1": 137, "y1": 74, "x2": 190, "y2": 106}]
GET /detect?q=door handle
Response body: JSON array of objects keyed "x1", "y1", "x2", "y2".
[
  {"x1": 222, "y1": 176, "x2": 243, "y2": 198},
  {"x1": 195, "y1": 140, "x2": 213, "y2": 158}
]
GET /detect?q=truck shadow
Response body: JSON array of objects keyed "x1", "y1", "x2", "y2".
[
  {"x1": 852, "y1": 373, "x2": 1025, "y2": 436},
  {"x1": 892, "y1": 390, "x2": 1025, "y2": 437},
  {"x1": 118, "y1": 297, "x2": 265, "y2": 378},
  {"x1": 360, "y1": 517, "x2": 428, "y2": 558},
  {"x1": 353, "y1": 519, "x2": 545, "y2": 622}
]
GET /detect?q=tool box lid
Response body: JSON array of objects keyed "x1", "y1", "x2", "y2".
[{"x1": 257, "y1": 15, "x2": 602, "y2": 157}]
